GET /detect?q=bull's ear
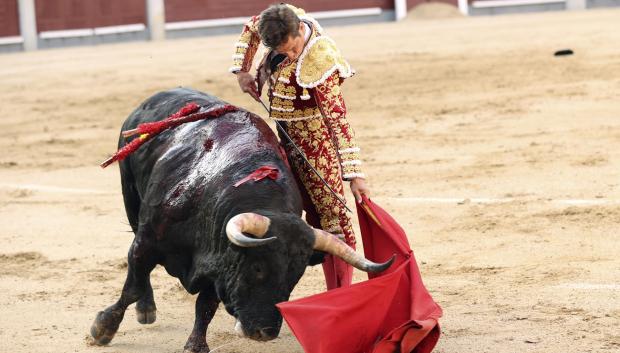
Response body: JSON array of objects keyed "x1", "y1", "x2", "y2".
[{"x1": 307, "y1": 251, "x2": 325, "y2": 266}]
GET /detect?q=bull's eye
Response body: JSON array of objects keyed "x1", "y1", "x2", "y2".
[{"x1": 252, "y1": 263, "x2": 265, "y2": 279}]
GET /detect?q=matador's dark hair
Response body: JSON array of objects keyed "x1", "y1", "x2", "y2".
[{"x1": 258, "y1": 3, "x2": 301, "y2": 49}]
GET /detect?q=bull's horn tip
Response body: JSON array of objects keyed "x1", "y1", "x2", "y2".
[
  {"x1": 374, "y1": 254, "x2": 397, "y2": 273},
  {"x1": 261, "y1": 236, "x2": 278, "y2": 244}
]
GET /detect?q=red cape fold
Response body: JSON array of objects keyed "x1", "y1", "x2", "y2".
[{"x1": 277, "y1": 195, "x2": 442, "y2": 353}]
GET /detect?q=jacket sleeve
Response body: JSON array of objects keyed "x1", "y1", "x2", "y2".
[
  {"x1": 229, "y1": 15, "x2": 261, "y2": 73},
  {"x1": 313, "y1": 72, "x2": 364, "y2": 181}
]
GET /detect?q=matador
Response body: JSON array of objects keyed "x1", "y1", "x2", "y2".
[{"x1": 230, "y1": 3, "x2": 370, "y2": 289}]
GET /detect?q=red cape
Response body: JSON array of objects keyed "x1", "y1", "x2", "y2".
[{"x1": 277, "y1": 196, "x2": 442, "y2": 353}]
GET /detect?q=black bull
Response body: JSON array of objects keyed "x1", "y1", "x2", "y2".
[{"x1": 90, "y1": 88, "x2": 393, "y2": 352}]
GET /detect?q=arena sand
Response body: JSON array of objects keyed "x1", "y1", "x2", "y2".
[{"x1": 0, "y1": 8, "x2": 619, "y2": 353}]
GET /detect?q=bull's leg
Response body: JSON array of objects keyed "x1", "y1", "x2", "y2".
[
  {"x1": 183, "y1": 287, "x2": 220, "y2": 353},
  {"x1": 136, "y1": 277, "x2": 157, "y2": 324},
  {"x1": 90, "y1": 237, "x2": 157, "y2": 345}
]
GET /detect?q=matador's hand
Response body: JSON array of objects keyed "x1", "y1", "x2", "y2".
[
  {"x1": 236, "y1": 71, "x2": 260, "y2": 102},
  {"x1": 350, "y1": 177, "x2": 370, "y2": 204}
]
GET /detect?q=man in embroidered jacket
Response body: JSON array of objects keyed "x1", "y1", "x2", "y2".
[{"x1": 230, "y1": 4, "x2": 369, "y2": 289}]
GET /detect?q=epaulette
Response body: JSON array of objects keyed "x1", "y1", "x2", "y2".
[{"x1": 295, "y1": 36, "x2": 354, "y2": 88}]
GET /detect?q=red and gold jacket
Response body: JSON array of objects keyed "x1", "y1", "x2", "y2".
[{"x1": 229, "y1": 5, "x2": 364, "y2": 181}]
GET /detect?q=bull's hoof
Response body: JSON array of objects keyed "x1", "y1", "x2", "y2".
[
  {"x1": 90, "y1": 311, "x2": 121, "y2": 346},
  {"x1": 183, "y1": 349, "x2": 210, "y2": 353},
  {"x1": 183, "y1": 342, "x2": 210, "y2": 353},
  {"x1": 136, "y1": 307, "x2": 157, "y2": 324}
]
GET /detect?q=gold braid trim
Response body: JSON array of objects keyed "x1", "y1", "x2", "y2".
[{"x1": 229, "y1": 16, "x2": 260, "y2": 73}]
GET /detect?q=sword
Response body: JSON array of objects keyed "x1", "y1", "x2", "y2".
[{"x1": 258, "y1": 99, "x2": 352, "y2": 213}]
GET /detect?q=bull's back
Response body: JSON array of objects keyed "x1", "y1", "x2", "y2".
[
  {"x1": 118, "y1": 88, "x2": 292, "y2": 232},
  {"x1": 120, "y1": 87, "x2": 279, "y2": 182},
  {"x1": 120, "y1": 88, "x2": 223, "y2": 136}
]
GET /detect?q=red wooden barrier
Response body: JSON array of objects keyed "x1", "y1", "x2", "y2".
[
  {"x1": 0, "y1": 0, "x2": 20, "y2": 37},
  {"x1": 2, "y1": 0, "x2": 462, "y2": 40},
  {"x1": 34, "y1": 0, "x2": 146, "y2": 32},
  {"x1": 407, "y1": 0, "x2": 459, "y2": 10},
  {"x1": 165, "y1": 0, "x2": 394, "y2": 22}
]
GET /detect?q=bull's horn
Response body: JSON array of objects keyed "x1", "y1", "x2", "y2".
[
  {"x1": 226, "y1": 213, "x2": 277, "y2": 247},
  {"x1": 312, "y1": 228, "x2": 395, "y2": 273}
]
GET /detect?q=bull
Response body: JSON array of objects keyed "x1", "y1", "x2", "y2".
[{"x1": 90, "y1": 88, "x2": 393, "y2": 352}]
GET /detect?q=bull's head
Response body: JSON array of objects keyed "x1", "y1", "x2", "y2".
[{"x1": 216, "y1": 212, "x2": 394, "y2": 341}]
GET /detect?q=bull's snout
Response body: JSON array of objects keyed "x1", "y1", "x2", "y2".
[
  {"x1": 234, "y1": 320, "x2": 279, "y2": 341},
  {"x1": 255, "y1": 327, "x2": 279, "y2": 341}
]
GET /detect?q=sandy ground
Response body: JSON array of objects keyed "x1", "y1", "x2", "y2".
[{"x1": 1, "y1": 7, "x2": 619, "y2": 353}]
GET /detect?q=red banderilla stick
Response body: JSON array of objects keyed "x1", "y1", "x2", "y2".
[{"x1": 100, "y1": 103, "x2": 237, "y2": 169}]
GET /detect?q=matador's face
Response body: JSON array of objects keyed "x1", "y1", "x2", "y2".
[{"x1": 276, "y1": 22, "x2": 306, "y2": 61}]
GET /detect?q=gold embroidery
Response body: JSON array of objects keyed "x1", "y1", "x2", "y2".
[
  {"x1": 274, "y1": 82, "x2": 296, "y2": 96},
  {"x1": 330, "y1": 84, "x2": 340, "y2": 96},
  {"x1": 314, "y1": 72, "x2": 363, "y2": 178},
  {"x1": 271, "y1": 106, "x2": 321, "y2": 121},
  {"x1": 230, "y1": 15, "x2": 260, "y2": 73},
  {"x1": 307, "y1": 118, "x2": 322, "y2": 132},
  {"x1": 272, "y1": 96, "x2": 294, "y2": 108},
  {"x1": 283, "y1": 116, "x2": 356, "y2": 246}
]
